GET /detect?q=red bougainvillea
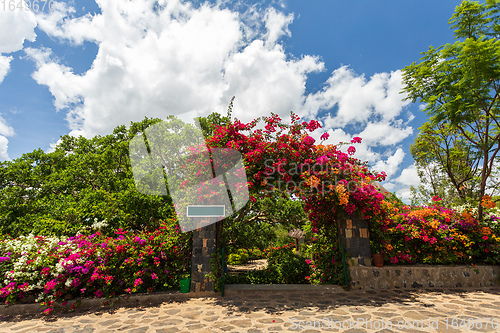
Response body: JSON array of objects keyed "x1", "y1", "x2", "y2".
[{"x1": 205, "y1": 113, "x2": 387, "y2": 230}]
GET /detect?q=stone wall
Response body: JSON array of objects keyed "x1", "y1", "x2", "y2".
[
  {"x1": 350, "y1": 265, "x2": 500, "y2": 290},
  {"x1": 190, "y1": 217, "x2": 217, "y2": 292},
  {"x1": 337, "y1": 215, "x2": 371, "y2": 266}
]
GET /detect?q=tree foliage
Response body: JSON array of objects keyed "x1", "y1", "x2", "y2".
[
  {"x1": 403, "y1": 0, "x2": 500, "y2": 219},
  {"x1": 0, "y1": 118, "x2": 176, "y2": 237},
  {"x1": 410, "y1": 119, "x2": 481, "y2": 206}
]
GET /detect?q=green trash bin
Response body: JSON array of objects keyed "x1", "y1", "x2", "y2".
[{"x1": 180, "y1": 277, "x2": 191, "y2": 293}]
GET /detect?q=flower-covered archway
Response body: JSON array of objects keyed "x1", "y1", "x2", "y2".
[
  {"x1": 206, "y1": 113, "x2": 387, "y2": 228},
  {"x1": 205, "y1": 113, "x2": 388, "y2": 267}
]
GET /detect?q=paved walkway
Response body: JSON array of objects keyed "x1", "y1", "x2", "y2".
[{"x1": 1, "y1": 287, "x2": 500, "y2": 332}]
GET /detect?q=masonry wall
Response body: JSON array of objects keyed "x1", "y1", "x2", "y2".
[
  {"x1": 190, "y1": 217, "x2": 217, "y2": 292},
  {"x1": 350, "y1": 265, "x2": 500, "y2": 290},
  {"x1": 337, "y1": 215, "x2": 372, "y2": 266}
]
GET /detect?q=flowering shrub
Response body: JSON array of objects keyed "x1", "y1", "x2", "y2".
[
  {"x1": 0, "y1": 218, "x2": 191, "y2": 314},
  {"x1": 224, "y1": 243, "x2": 311, "y2": 285},
  {"x1": 266, "y1": 244, "x2": 310, "y2": 284},
  {"x1": 370, "y1": 200, "x2": 500, "y2": 265},
  {"x1": 302, "y1": 223, "x2": 347, "y2": 286},
  {"x1": 206, "y1": 113, "x2": 387, "y2": 232}
]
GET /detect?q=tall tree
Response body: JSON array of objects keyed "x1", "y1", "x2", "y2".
[
  {"x1": 410, "y1": 119, "x2": 481, "y2": 205},
  {"x1": 0, "y1": 117, "x2": 176, "y2": 236},
  {"x1": 403, "y1": 0, "x2": 500, "y2": 220}
]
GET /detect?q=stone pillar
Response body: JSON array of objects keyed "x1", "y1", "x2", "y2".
[
  {"x1": 190, "y1": 217, "x2": 217, "y2": 292},
  {"x1": 337, "y1": 215, "x2": 372, "y2": 266}
]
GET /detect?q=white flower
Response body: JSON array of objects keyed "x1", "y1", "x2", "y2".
[{"x1": 91, "y1": 218, "x2": 109, "y2": 230}]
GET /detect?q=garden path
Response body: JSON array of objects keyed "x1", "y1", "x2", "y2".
[
  {"x1": 227, "y1": 259, "x2": 268, "y2": 274},
  {"x1": 1, "y1": 286, "x2": 500, "y2": 332}
]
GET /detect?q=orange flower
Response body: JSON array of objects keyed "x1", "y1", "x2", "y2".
[
  {"x1": 336, "y1": 183, "x2": 349, "y2": 205},
  {"x1": 309, "y1": 176, "x2": 320, "y2": 188},
  {"x1": 481, "y1": 195, "x2": 496, "y2": 208},
  {"x1": 481, "y1": 227, "x2": 492, "y2": 236}
]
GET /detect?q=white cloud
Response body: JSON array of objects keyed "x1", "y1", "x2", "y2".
[
  {"x1": 0, "y1": 115, "x2": 14, "y2": 161},
  {"x1": 25, "y1": 0, "x2": 416, "y2": 201},
  {"x1": 0, "y1": 8, "x2": 37, "y2": 53},
  {"x1": 358, "y1": 121, "x2": 413, "y2": 146},
  {"x1": 304, "y1": 66, "x2": 410, "y2": 127},
  {"x1": 396, "y1": 187, "x2": 412, "y2": 203},
  {"x1": 390, "y1": 164, "x2": 421, "y2": 203},
  {"x1": 0, "y1": 7, "x2": 37, "y2": 85},
  {"x1": 263, "y1": 8, "x2": 293, "y2": 47},
  {"x1": 372, "y1": 148, "x2": 405, "y2": 178},
  {"x1": 0, "y1": 136, "x2": 9, "y2": 161},
  {"x1": 0, "y1": 55, "x2": 12, "y2": 84},
  {"x1": 0, "y1": 8, "x2": 35, "y2": 159},
  {"x1": 0, "y1": 115, "x2": 14, "y2": 137},
  {"x1": 28, "y1": 0, "x2": 325, "y2": 138},
  {"x1": 395, "y1": 164, "x2": 420, "y2": 187}
]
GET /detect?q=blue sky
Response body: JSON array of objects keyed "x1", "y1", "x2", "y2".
[{"x1": 0, "y1": 0, "x2": 461, "y2": 201}]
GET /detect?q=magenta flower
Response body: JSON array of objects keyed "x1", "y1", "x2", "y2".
[
  {"x1": 151, "y1": 273, "x2": 158, "y2": 280},
  {"x1": 134, "y1": 278, "x2": 143, "y2": 287},
  {"x1": 351, "y1": 137, "x2": 362, "y2": 143},
  {"x1": 94, "y1": 290, "x2": 103, "y2": 298},
  {"x1": 0, "y1": 257, "x2": 10, "y2": 263},
  {"x1": 303, "y1": 136, "x2": 315, "y2": 146},
  {"x1": 320, "y1": 132, "x2": 329, "y2": 140},
  {"x1": 347, "y1": 146, "x2": 356, "y2": 155},
  {"x1": 44, "y1": 280, "x2": 57, "y2": 292},
  {"x1": 316, "y1": 155, "x2": 330, "y2": 165},
  {"x1": 432, "y1": 196, "x2": 442, "y2": 202}
]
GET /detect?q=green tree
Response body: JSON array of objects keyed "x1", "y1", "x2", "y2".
[
  {"x1": 403, "y1": 0, "x2": 500, "y2": 219},
  {"x1": 221, "y1": 195, "x2": 308, "y2": 251},
  {"x1": 0, "y1": 117, "x2": 176, "y2": 236},
  {"x1": 410, "y1": 119, "x2": 481, "y2": 206}
]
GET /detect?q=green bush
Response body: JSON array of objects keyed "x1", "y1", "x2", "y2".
[
  {"x1": 226, "y1": 249, "x2": 250, "y2": 265},
  {"x1": 224, "y1": 268, "x2": 278, "y2": 284},
  {"x1": 267, "y1": 246, "x2": 310, "y2": 284}
]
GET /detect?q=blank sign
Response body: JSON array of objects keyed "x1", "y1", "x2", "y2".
[{"x1": 186, "y1": 205, "x2": 225, "y2": 217}]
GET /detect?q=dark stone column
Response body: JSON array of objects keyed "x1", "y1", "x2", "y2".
[
  {"x1": 337, "y1": 214, "x2": 372, "y2": 266},
  {"x1": 190, "y1": 217, "x2": 217, "y2": 292}
]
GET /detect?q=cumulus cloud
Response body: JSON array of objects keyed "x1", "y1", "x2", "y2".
[
  {"x1": 0, "y1": 8, "x2": 37, "y2": 53},
  {"x1": 395, "y1": 164, "x2": 420, "y2": 187},
  {"x1": 24, "y1": 0, "x2": 418, "y2": 200},
  {"x1": 0, "y1": 136, "x2": 9, "y2": 161},
  {"x1": 372, "y1": 148, "x2": 406, "y2": 178},
  {"x1": 0, "y1": 55, "x2": 12, "y2": 84},
  {"x1": 304, "y1": 66, "x2": 410, "y2": 127},
  {"x1": 357, "y1": 120, "x2": 413, "y2": 146},
  {"x1": 0, "y1": 7, "x2": 36, "y2": 84},
  {"x1": 0, "y1": 115, "x2": 14, "y2": 161},
  {"x1": 28, "y1": 0, "x2": 325, "y2": 138},
  {"x1": 0, "y1": 8, "x2": 36, "y2": 158}
]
